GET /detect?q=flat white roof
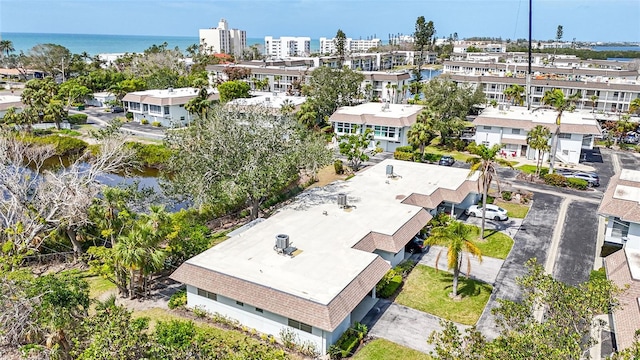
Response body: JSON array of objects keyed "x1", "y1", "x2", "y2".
[
  {"x1": 187, "y1": 159, "x2": 477, "y2": 305},
  {"x1": 627, "y1": 248, "x2": 640, "y2": 280},
  {"x1": 480, "y1": 106, "x2": 599, "y2": 126},
  {"x1": 129, "y1": 87, "x2": 199, "y2": 99},
  {"x1": 333, "y1": 103, "x2": 424, "y2": 119},
  {"x1": 230, "y1": 93, "x2": 306, "y2": 108}
]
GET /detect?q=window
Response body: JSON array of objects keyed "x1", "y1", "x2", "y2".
[
  {"x1": 373, "y1": 125, "x2": 396, "y2": 138},
  {"x1": 562, "y1": 150, "x2": 569, "y2": 155},
  {"x1": 511, "y1": 129, "x2": 521, "y2": 134},
  {"x1": 236, "y1": 301, "x2": 244, "y2": 306},
  {"x1": 335, "y1": 122, "x2": 356, "y2": 133},
  {"x1": 143, "y1": 104, "x2": 148, "y2": 112},
  {"x1": 164, "y1": 106, "x2": 170, "y2": 115},
  {"x1": 255, "y1": 308, "x2": 264, "y2": 313},
  {"x1": 483, "y1": 126, "x2": 492, "y2": 130},
  {"x1": 288, "y1": 319, "x2": 312, "y2": 333},
  {"x1": 558, "y1": 133, "x2": 571, "y2": 139},
  {"x1": 197, "y1": 288, "x2": 217, "y2": 301},
  {"x1": 535, "y1": 86, "x2": 543, "y2": 93},
  {"x1": 481, "y1": 141, "x2": 490, "y2": 146},
  {"x1": 150, "y1": 105, "x2": 162, "y2": 114},
  {"x1": 129, "y1": 102, "x2": 141, "y2": 111}
]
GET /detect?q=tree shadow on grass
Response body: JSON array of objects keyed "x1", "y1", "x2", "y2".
[{"x1": 437, "y1": 271, "x2": 492, "y2": 299}]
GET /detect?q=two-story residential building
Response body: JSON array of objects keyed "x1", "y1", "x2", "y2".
[
  {"x1": 207, "y1": 62, "x2": 412, "y2": 103},
  {"x1": 329, "y1": 102, "x2": 424, "y2": 152},
  {"x1": 599, "y1": 169, "x2": 640, "y2": 351},
  {"x1": 473, "y1": 105, "x2": 602, "y2": 164},
  {"x1": 122, "y1": 87, "x2": 205, "y2": 127},
  {"x1": 443, "y1": 58, "x2": 640, "y2": 114},
  {"x1": 171, "y1": 159, "x2": 481, "y2": 354}
]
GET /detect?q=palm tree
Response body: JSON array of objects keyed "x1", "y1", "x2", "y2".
[
  {"x1": 426, "y1": 220, "x2": 482, "y2": 298},
  {"x1": 466, "y1": 143, "x2": 511, "y2": 239},
  {"x1": 0, "y1": 39, "x2": 14, "y2": 58},
  {"x1": 280, "y1": 99, "x2": 296, "y2": 116},
  {"x1": 44, "y1": 100, "x2": 67, "y2": 130},
  {"x1": 526, "y1": 125, "x2": 552, "y2": 176},
  {"x1": 590, "y1": 95, "x2": 599, "y2": 113},
  {"x1": 274, "y1": 75, "x2": 282, "y2": 92},
  {"x1": 630, "y1": 98, "x2": 640, "y2": 115},
  {"x1": 408, "y1": 112, "x2": 435, "y2": 156},
  {"x1": 541, "y1": 89, "x2": 581, "y2": 174},
  {"x1": 115, "y1": 223, "x2": 166, "y2": 299},
  {"x1": 503, "y1": 84, "x2": 525, "y2": 106}
]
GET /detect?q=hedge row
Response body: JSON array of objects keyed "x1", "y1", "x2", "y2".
[{"x1": 543, "y1": 174, "x2": 588, "y2": 190}]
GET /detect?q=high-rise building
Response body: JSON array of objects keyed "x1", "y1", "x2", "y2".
[
  {"x1": 199, "y1": 19, "x2": 246, "y2": 58},
  {"x1": 264, "y1": 36, "x2": 311, "y2": 58},
  {"x1": 319, "y1": 37, "x2": 382, "y2": 54}
]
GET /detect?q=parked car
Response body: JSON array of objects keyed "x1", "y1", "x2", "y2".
[
  {"x1": 438, "y1": 155, "x2": 455, "y2": 166},
  {"x1": 465, "y1": 204, "x2": 508, "y2": 221},
  {"x1": 405, "y1": 235, "x2": 427, "y2": 254},
  {"x1": 565, "y1": 172, "x2": 600, "y2": 187},
  {"x1": 111, "y1": 106, "x2": 124, "y2": 113}
]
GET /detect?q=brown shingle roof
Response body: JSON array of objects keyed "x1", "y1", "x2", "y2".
[
  {"x1": 598, "y1": 172, "x2": 640, "y2": 223},
  {"x1": 171, "y1": 256, "x2": 390, "y2": 331},
  {"x1": 605, "y1": 249, "x2": 640, "y2": 351}
]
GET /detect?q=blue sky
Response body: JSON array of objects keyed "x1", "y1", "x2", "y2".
[{"x1": 0, "y1": 0, "x2": 638, "y2": 42}]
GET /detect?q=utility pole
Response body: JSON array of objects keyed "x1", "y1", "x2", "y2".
[
  {"x1": 526, "y1": 0, "x2": 532, "y2": 110},
  {"x1": 61, "y1": 58, "x2": 65, "y2": 82}
]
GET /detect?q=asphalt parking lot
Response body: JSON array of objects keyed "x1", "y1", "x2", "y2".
[
  {"x1": 553, "y1": 201, "x2": 599, "y2": 286},
  {"x1": 476, "y1": 192, "x2": 562, "y2": 338}
]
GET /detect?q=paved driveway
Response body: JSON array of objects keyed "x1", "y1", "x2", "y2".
[
  {"x1": 552, "y1": 201, "x2": 600, "y2": 286},
  {"x1": 364, "y1": 300, "x2": 468, "y2": 354},
  {"x1": 460, "y1": 214, "x2": 523, "y2": 239},
  {"x1": 476, "y1": 192, "x2": 562, "y2": 338}
]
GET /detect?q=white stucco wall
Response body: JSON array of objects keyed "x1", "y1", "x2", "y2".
[
  {"x1": 186, "y1": 285, "x2": 335, "y2": 354},
  {"x1": 625, "y1": 222, "x2": 640, "y2": 250},
  {"x1": 474, "y1": 126, "x2": 503, "y2": 146},
  {"x1": 555, "y1": 135, "x2": 584, "y2": 164},
  {"x1": 374, "y1": 248, "x2": 406, "y2": 267}
]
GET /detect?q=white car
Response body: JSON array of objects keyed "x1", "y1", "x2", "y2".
[{"x1": 465, "y1": 204, "x2": 509, "y2": 221}]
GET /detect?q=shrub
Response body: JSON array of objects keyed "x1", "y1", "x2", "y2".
[
  {"x1": 477, "y1": 195, "x2": 495, "y2": 205},
  {"x1": 152, "y1": 121, "x2": 162, "y2": 127},
  {"x1": 21, "y1": 134, "x2": 88, "y2": 155},
  {"x1": 590, "y1": 267, "x2": 607, "y2": 281},
  {"x1": 393, "y1": 150, "x2": 413, "y2": 161},
  {"x1": 67, "y1": 113, "x2": 88, "y2": 125},
  {"x1": 168, "y1": 289, "x2": 187, "y2": 309},
  {"x1": 59, "y1": 129, "x2": 81, "y2": 136},
  {"x1": 423, "y1": 153, "x2": 441, "y2": 163},
  {"x1": 567, "y1": 177, "x2": 588, "y2": 190},
  {"x1": 544, "y1": 173, "x2": 568, "y2": 187},
  {"x1": 192, "y1": 305, "x2": 209, "y2": 318},
  {"x1": 376, "y1": 269, "x2": 403, "y2": 298},
  {"x1": 394, "y1": 259, "x2": 417, "y2": 278},
  {"x1": 140, "y1": 118, "x2": 149, "y2": 125},
  {"x1": 125, "y1": 112, "x2": 133, "y2": 120},
  {"x1": 501, "y1": 191, "x2": 512, "y2": 201},
  {"x1": 125, "y1": 142, "x2": 172, "y2": 168},
  {"x1": 395, "y1": 145, "x2": 414, "y2": 153},
  {"x1": 334, "y1": 159, "x2": 344, "y2": 174},
  {"x1": 428, "y1": 212, "x2": 451, "y2": 228}
]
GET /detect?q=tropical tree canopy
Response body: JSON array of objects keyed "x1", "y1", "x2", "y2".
[
  {"x1": 526, "y1": 125, "x2": 551, "y2": 176},
  {"x1": 426, "y1": 220, "x2": 482, "y2": 298}
]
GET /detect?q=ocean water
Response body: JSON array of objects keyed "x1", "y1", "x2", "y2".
[{"x1": 1, "y1": 32, "x2": 321, "y2": 55}]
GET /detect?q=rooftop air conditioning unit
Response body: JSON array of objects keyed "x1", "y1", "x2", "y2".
[
  {"x1": 275, "y1": 234, "x2": 290, "y2": 251},
  {"x1": 337, "y1": 193, "x2": 348, "y2": 208},
  {"x1": 386, "y1": 164, "x2": 394, "y2": 177}
]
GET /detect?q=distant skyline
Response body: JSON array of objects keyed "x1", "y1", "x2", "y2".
[{"x1": 0, "y1": 0, "x2": 639, "y2": 43}]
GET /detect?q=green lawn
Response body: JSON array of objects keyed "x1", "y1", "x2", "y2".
[
  {"x1": 423, "y1": 145, "x2": 475, "y2": 162},
  {"x1": 516, "y1": 164, "x2": 548, "y2": 176},
  {"x1": 469, "y1": 227, "x2": 514, "y2": 259},
  {"x1": 494, "y1": 199, "x2": 530, "y2": 219},
  {"x1": 85, "y1": 275, "x2": 117, "y2": 300},
  {"x1": 353, "y1": 339, "x2": 432, "y2": 360},
  {"x1": 395, "y1": 265, "x2": 492, "y2": 325}
]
